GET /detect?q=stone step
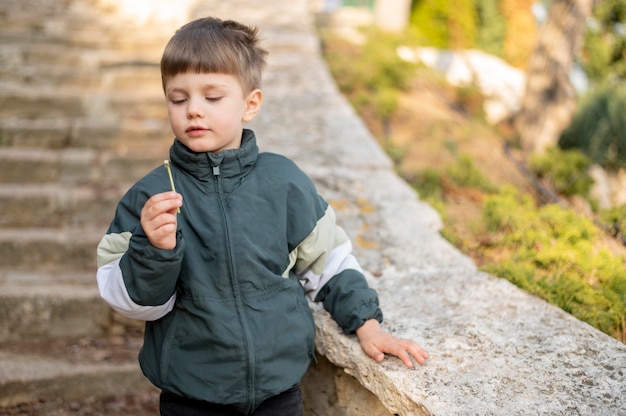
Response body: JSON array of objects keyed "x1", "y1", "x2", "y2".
[
  {"x1": 0, "y1": 82, "x2": 165, "y2": 120},
  {"x1": 0, "y1": 2, "x2": 169, "y2": 53},
  {"x1": 0, "y1": 334, "x2": 156, "y2": 409},
  {"x1": 0, "y1": 115, "x2": 171, "y2": 150},
  {"x1": 0, "y1": 281, "x2": 107, "y2": 342},
  {"x1": 0, "y1": 32, "x2": 162, "y2": 68},
  {"x1": 0, "y1": 147, "x2": 168, "y2": 186},
  {"x1": 0, "y1": 272, "x2": 145, "y2": 341},
  {"x1": 0, "y1": 86, "x2": 87, "y2": 120},
  {"x1": 0, "y1": 227, "x2": 104, "y2": 272},
  {"x1": 0, "y1": 183, "x2": 122, "y2": 228},
  {"x1": 0, "y1": 37, "x2": 162, "y2": 92},
  {"x1": 0, "y1": 148, "x2": 97, "y2": 184},
  {"x1": 0, "y1": 271, "x2": 155, "y2": 408},
  {"x1": 0, "y1": 59, "x2": 161, "y2": 93}
]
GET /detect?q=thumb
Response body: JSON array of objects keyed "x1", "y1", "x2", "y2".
[{"x1": 361, "y1": 342, "x2": 385, "y2": 363}]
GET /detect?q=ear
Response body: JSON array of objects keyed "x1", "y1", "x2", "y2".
[{"x1": 242, "y1": 89, "x2": 263, "y2": 122}]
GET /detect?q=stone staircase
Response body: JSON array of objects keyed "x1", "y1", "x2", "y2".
[{"x1": 0, "y1": 0, "x2": 191, "y2": 410}]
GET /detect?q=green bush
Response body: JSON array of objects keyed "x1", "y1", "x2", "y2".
[
  {"x1": 475, "y1": 0, "x2": 506, "y2": 57},
  {"x1": 410, "y1": 0, "x2": 451, "y2": 48},
  {"x1": 410, "y1": 0, "x2": 477, "y2": 49},
  {"x1": 559, "y1": 83, "x2": 626, "y2": 170},
  {"x1": 582, "y1": 0, "x2": 626, "y2": 83},
  {"x1": 481, "y1": 188, "x2": 626, "y2": 339},
  {"x1": 409, "y1": 167, "x2": 443, "y2": 200},
  {"x1": 598, "y1": 204, "x2": 626, "y2": 237},
  {"x1": 448, "y1": 154, "x2": 497, "y2": 192},
  {"x1": 528, "y1": 147, "x2": 594, "y2": 196}
]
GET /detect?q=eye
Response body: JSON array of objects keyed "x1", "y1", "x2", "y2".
[
  {"x1": 206, "y1": 96, "x2": 223, "y2": 102},
  {"x1": 170, "y1": 98, "x2": 187, "y2": 105}
]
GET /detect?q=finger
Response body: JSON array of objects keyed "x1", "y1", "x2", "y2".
[
  {"x1": 144, "y1": 195, "x2": 182, "y2": 220},
  {"x1": 385, "y1": 343, "x2": 415, "y2": 368},
  {"x1": 401, "y1": 340, "x2": 430, "y2": 365},
  {"x1": 361, "y1": 342, "x2": 385, "y2": 363},
  {"x1": 397, "y1": 349, "x2": 415, "y2": 368},
  {"x1": 146, "y1": 216, "x2": 178, "y2": 250},
  {"x1": 151, "y1": 215, "x2": 178, "y2": 233}
]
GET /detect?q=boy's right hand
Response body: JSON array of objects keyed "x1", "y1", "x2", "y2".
[{"x1": 140, "y1": 191, "x2": 183, "y2": 250}]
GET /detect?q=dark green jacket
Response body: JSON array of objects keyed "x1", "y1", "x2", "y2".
[{"x1": 96, "y1": 129, "x2": 382, "y2": 412}]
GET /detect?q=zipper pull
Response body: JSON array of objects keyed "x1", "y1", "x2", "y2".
[{"x1": 213, "y1": 166, "x2": 220, "y2": 176}]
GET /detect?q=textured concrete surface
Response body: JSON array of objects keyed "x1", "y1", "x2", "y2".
[{"x1": 1, "y1": 0, "x2": 625, "y2": 414}]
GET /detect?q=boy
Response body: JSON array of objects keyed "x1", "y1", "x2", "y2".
[{"x1": 96, "y1": 16, "x2": 428, "y2": 416}]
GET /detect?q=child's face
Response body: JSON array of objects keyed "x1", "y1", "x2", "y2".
[{"x1": 164, "y1": 72, "x2": 262, "y2": 153}]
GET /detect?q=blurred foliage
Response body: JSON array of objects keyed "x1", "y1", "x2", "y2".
[
  {"x1": 321, "y1": 29, "x2": 416, "y2": 134},
  {"x1": 405, "y1": 156, "x2": 625, "y2": 341},
  {"x1": 598, "y1": 204, "x2": 626, "y2": 240},
  {"x1": 528, "y1": 147, "x2": 594, "y2": 197},
  {"x1": 410, "y1": 0, "x2": 535, "y2": 66},
  {"x1": 558, "y1": 83, "x2": 626, "y2": 170},
  {"x1": 480, "y1": 187, "x2": 626, "y2": 340},
  {"x1": 454, "y1": 83, "x2": 486, "y2": 118},
  {"x1": 406, "y1": 154, "x2": 496, "y2": 198},
  {"x1": 448, "y1": 154, "x2": 497, "y2": 191},
  {"x1": 582, "y1": 0, "x2": 626, "y2": 83},
  {"x1": 320, "y1": 3, "x2": 626, "y2": 343},
  {"x1": 410, "y1": 0, "x2": 452, "y2": 48},
  {"x1": 499, "y1": 0, "x2": 536, "y2": 67},
  {"x1": 475, "y1": 0, "x2": 506, "y2": 57},
  {"x1": 410, "y1": 0, "x2": 477, "y2": 49}
]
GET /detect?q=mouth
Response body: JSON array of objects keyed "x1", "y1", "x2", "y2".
[{"x1": 186, "y1": 126, "x2": 209, "y2": 137}]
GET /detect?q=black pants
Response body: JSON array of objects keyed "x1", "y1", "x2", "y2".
[{"x1": 159, "y1": 384, "x2": 304, "y2": 416}]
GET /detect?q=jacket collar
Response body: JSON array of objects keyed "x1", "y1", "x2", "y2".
[{"x1": 169, "y1": 129, "x2": 258, "y2": 182}]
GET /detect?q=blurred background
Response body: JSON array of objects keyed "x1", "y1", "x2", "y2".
[{"x1": 315, "y1": 0, "x2": 626, "y2": 345}]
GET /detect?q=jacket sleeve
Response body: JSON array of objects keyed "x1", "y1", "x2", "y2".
[
  {"x1": 294, "y1": 204, "x2": 383, "y2": 334},
  {"x1": 96, "y1": 178, "x2": 185, "y2": 321}
]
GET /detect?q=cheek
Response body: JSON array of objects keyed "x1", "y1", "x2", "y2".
[{"x1": 168, "y1": 107, "x2": 184, "y2": 123}]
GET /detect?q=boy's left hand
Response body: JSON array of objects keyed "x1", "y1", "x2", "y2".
[{"x1": 356, "y1": 319, "x2": 429, "y2": 368}]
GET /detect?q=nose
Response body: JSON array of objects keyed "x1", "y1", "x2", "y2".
[{"x1": 186, "y1": 97, "x2": 203, "y2": 119}]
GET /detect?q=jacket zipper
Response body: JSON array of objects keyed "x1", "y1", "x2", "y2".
[{"x1": 213, "y1": 164, "x2": 257, "y2": 411}]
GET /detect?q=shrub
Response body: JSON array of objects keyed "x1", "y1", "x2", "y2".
[
  {"x1": 582, "y1": 0, "x2": 626, "y2": 83},
  {"x1": 481, "y1": 188, "x2": 625, "y2": 339},
  {"x1": 475, "y1": 0, "x2": 506, "y2": 57},
  {"x1": 448, "y1": 154, "x2": 497, "y2": 192},
  {"x1": 559, "y1": 83, "x2": 626, "y2": 170},
  {"x1": 528, "y1": 147, "x2": 594, "y2": 196},
  {"x1": 410, "y1": 0, "x2": 477, "y2": 49},
  {"x1": 598, "y1": 204, "x2": 626, "y2": 238}
]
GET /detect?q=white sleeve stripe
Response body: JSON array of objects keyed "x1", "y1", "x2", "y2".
[
  {"x1": 299, "y1": 239, "x2": 362, "y2": 301},
  {"x1": 96, "y1": 257, "x2": 176, "y2": 321}
]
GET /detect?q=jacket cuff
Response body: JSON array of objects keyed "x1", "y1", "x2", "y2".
[
  {"x1": 342, "y1": 302, "x2": 384, "y2": 334},
  {"x1": 314, "y1": 269, "x2": 383, "y2": 334},
  {"x1": 121, "y1": 228, "x2": 185, "y2": 305}
]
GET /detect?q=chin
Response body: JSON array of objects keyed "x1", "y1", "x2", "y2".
[{"x1": 178, "y1": 139, "x2": 217, "y2": 153}]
